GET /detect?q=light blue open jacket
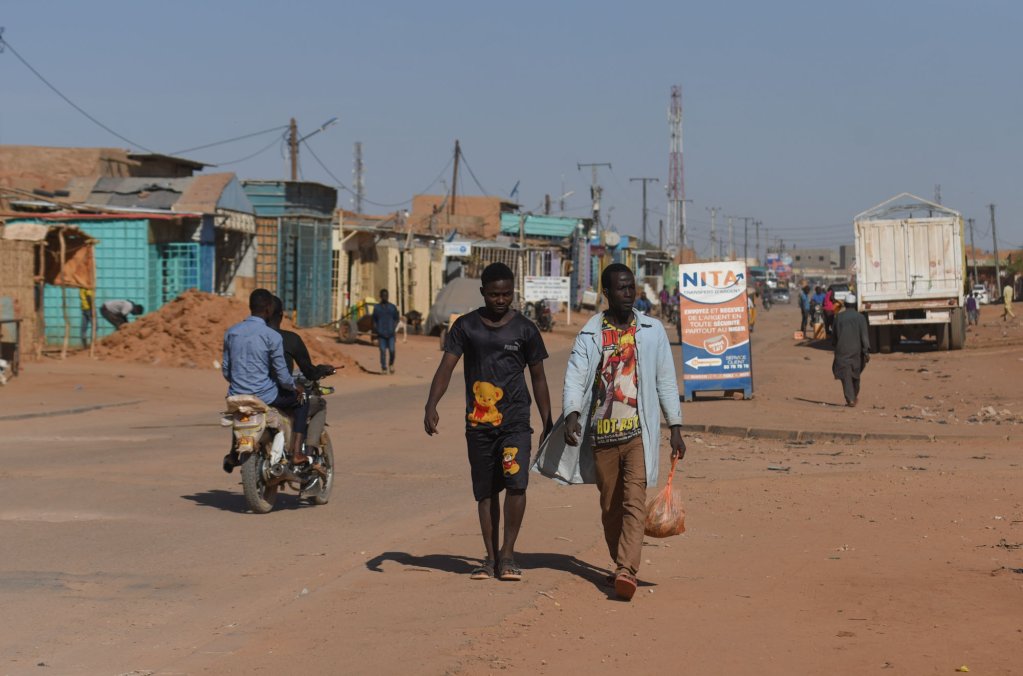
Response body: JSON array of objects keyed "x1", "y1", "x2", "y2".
[{"x1": 532, "y1": 309, "x2": 682, "y2": 487}]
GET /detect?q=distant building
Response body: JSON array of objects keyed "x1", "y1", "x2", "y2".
[
  {"x1": 839, "y1": 244, "x2": 855, "y2": 271},
  {"x1": 242, "y1": 180, "x2": 337, "y2": 327},
  {"x1": 409, "y1": 195, "x2": 518, "y2": 239},
  {"x1": 788, "y1": 247, "x2": 837, "y2": 268},
  {"x1": 0, "y1": 145, "x2": 205, "y2": 208}
]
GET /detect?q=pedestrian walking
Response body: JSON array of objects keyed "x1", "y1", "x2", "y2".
[
  {"x1": 798, "y1": 282, "x2": 811, "y2": 335},
  {"x1": 372, "y1": 289, "x2": 400, "y2": 374},
  {"x1": 832, "y1": 299, "x2": 870, "y2": 407},
  {"x1": 100, "y1": 299, "x2": 143, "y2": 329},
  {"x1": 424, "y1": 263, "x2": 553, "y2": 582},
  {"x1": 537, "y1": 263, "x2": 685, "y2": 601},
  {"x1": 1002, "y1": 284, "x2": 1016, "y2": 321},
  {"x1": 79, "y1": 288, "x2": 94, "y2": 347},
  {"x1": 966, "y1": 294, "x2": 979, "y2": 326},
  {"x1": 823, "y1": 287, "x2": 836, "y2": 336}
]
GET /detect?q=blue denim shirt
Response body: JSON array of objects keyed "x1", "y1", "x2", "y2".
[
  {"x1": 532, "y1": 309, "x2": 683, "y2": 487},
  {"x1": 222, "y1": 316, "x2": 295, "y2": 404},
  {"x1": 372, "y1": 302, "x2": 400, "y2": 338}
]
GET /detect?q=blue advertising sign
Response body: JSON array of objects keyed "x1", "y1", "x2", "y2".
[{"x1": 678, "y1": 261, "x2": 753, "y2": 401}]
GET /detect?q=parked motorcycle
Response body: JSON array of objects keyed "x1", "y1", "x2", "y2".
[{"x1": 222, "y1": 379, "x2": 335, "y2": 514}]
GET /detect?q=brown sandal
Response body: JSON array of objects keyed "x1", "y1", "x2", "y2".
[
  {"x1": 614, "y1": 572, "x2": 637, "y2": 601},
  {"x1": 470, "y1": 559, "x2": 495, "y2": 580},
  {"x1": 499, "y1": 558, "x2": 522, "y2": 581}
]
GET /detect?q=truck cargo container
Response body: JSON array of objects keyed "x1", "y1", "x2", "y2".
[{"x1": 854, "y1": 193, "x2": 966, "y2": 352}]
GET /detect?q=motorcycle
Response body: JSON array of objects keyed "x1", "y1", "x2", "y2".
[
  {"x1": 525, "y1": 300, "x2": 555, "y2": 332},
  {"x1": 222, "y1": 378, "x2": 335, "y2": 514}
]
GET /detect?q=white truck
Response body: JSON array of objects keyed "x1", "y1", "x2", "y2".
[{"x1": 854, "y1": 193, "x2": 966, "y2": 353}]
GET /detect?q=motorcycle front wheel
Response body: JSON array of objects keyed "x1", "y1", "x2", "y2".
[
  {"x1": 307, "y1": 432, "x2": 335, "y2": 505},
  {"x1": 241, "y1": 449, "x2": 278, "y2": 514}
]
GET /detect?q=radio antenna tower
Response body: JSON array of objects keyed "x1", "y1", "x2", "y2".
[
  {"x1": 353, "y1": 141, "x2": 365, "y2": 213},
  {"x1": 667, "y1": 85, "x2": 686, "y2": 252}
]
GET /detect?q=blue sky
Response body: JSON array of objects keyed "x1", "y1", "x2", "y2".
[{"x1": 2, "y1": 0, "x2": 1020, "y2": 255}]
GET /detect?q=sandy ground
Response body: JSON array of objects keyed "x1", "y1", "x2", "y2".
[{"x1": 0, "y1": 301, "x2": 1021, "y2": 675}]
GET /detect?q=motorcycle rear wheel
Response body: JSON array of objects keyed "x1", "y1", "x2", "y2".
[
  {"x1": 307, "y1": 432, "x2": 335, "y2": 505},
  {"x1": 241, "y1": 450, "x2": 278, "y2": 514}
]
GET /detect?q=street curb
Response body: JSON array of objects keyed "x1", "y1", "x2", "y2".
[{"x1": 0, "y1": 399, "x2": 144, "y2": 422}]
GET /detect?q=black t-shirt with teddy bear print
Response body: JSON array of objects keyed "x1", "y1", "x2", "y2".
[{"x1": 444, "y1": 309, "x2": 548, "y2": 432}]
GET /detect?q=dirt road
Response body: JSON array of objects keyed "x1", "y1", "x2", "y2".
[{"x1": 1, "y1": 303, "x2": 1020, "y2": 674}]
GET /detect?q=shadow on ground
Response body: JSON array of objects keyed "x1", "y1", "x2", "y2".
[
  {"x1": 364, "y1": 551, "x2": 653, "y2": 599},
  {"x1": 181, "y1": 489, "x2": 310, "y2": 513},
  {"x1": 793, "y1": 396, "x2": 846, "y2": 408}
]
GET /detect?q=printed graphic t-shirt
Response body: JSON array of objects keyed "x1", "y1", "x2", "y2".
[
  {"x1": 445, "y1": 310, "x2": 548, "y2": 431},
  {"x1": 591, "y1": 314, "x2": 641, "y2": 447}
]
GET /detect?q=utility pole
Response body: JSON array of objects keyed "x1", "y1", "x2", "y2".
[
  {"x1": 289, "y1": 118, "x2": 299, "y2": 181},
  {"x1": 630, "y1": 177, "x2": 659, "y2": 246},
  {"x1": 990, "y1": 204, "x2": 1002, "y2": 296},
  {"x1": 968, "y1": 217, "x2": 979, "y2": 285},
  {"x1": 577, "y1": 162, "x2": 611, "y2": 294},
  {"x1": 449, "y1": 140, "x2": 461, "y2": 216},
  {"x1": 727, "y1": 216, "x2": 735, "y2": 260},
  {"x1": 755, "y1": 220, "x2": 761, "y2": 263},
  {"x1": 353, "y1": 142, "x2": 365, "y2": 214},
  {"x1": 727, "y1": 216, "x2": 753, "y2": 262},
  {"x1": 287, "y1": 116, "x2": 337, "y2": 182},
  {"x1": 706, "y1": 207, "x2": 720, "y2": 260},
  {"x1": 658, "y1": 219, "x2": 664, "y2": 251},
  {"x1": 578, "y1": 162, "x2": 612, "y2": 229},
  {"x1": 544, "y1": 194, "x2": 551, "y2": 215}
]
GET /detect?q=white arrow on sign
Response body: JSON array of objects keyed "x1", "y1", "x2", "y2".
[{"x1": 685, "y1": 357, "x2": 722, "y2": 369}]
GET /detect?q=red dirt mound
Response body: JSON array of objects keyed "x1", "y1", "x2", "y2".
[{"x1": 93, "y1": 290, "x2": 360, "y2": 372}]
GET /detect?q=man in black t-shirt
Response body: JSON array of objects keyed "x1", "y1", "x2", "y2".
[
  {"x1": 424, "y1": 263, "x2": 553, "y2": 583},
  {"x1": 269, "y1": 297, "x2": 338, "y2": 454}
]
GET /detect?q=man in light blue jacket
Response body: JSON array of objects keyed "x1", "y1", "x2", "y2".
[{"x1": 535, "y1": 263, "x2": 685, "y2": 600}]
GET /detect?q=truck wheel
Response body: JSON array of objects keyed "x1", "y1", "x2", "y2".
[
  {"x1": 936, "y1": 323, "x2": 950, "y2": 351},
  {"x1": 339, "y1": 319, "x2": 357, "y2": 344},
  {"x1": 878, "y1": 326, "x2": 892, "y2": 354},
  {"x1": 949, "y1": 308, "x2": 966, "y2": 350}
]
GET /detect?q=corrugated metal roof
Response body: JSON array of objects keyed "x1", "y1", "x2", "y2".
[
  {"x1": 79, "y1": 173, "x2": 249, "y2": 215},
  {"x1": 499, "y1": 213, "x2": 581, "y2": 238}
]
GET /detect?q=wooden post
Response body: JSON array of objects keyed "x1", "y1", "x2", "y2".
[
  {"x1": 59, "y1": 230, "x2": 69, "y2": 359},
  {"x1": 89, "y1": 287, "x2": 97, "y2": 359},
  {"x1": 34, "y1": 243, "x2": 44, "y2": 359}
]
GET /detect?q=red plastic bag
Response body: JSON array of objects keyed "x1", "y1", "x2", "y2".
[{"x1": 644, "y1": 458, "x2": 686, "y2": 538}]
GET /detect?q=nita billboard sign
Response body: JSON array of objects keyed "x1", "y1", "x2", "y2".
[{"x1": 678, "y1": 261, "x2": 753, "y2": 401}]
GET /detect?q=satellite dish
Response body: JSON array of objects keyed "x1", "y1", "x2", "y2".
[
  {"x1": 604, "y1": 231, "x2": 621, "y2": 247},
  {"x1": 666, "y1": 245, "x2": 680, "y2": 258}
]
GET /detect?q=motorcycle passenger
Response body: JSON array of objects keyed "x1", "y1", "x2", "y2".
[
  {"x1": 221, "y1": 288, "x2": 309, "y2": 473},
  {"x1": 268, "y1": 296, "x2": 336, "y2": 457}
]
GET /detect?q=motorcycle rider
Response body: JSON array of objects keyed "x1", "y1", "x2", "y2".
[
  {"x1": 268, "y1": 295, "x2": 336, "y2": 457},
  {"x1": 221, "y1": 289, "x2": 309, "y2": 473}
]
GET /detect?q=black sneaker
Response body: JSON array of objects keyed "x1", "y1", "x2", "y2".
[{"x1": 222, "y1": 451, "x2": 240, "y2": 474}]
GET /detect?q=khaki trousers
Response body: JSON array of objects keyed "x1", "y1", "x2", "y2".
[{"x1": 593, "y1": 435, "x2": 647, "y2": 576}]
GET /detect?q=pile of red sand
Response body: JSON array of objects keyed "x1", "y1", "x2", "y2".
[{"x1": 94, "y1": 290, "x2": 360, "y2": 372}]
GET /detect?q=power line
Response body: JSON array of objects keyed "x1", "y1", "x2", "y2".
[
  {"x1": 0, "y1": 32, "x2": 156, "y2": 153},
  {"x1": 457, "y1": 147, "x2": 492, "y2": 196},
  {"x1": 172, "y1": 124, "x2": 289, "y2": 155},
  {"x1": 214, "y1": 133, "x2": 286, "y2": 166}
]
